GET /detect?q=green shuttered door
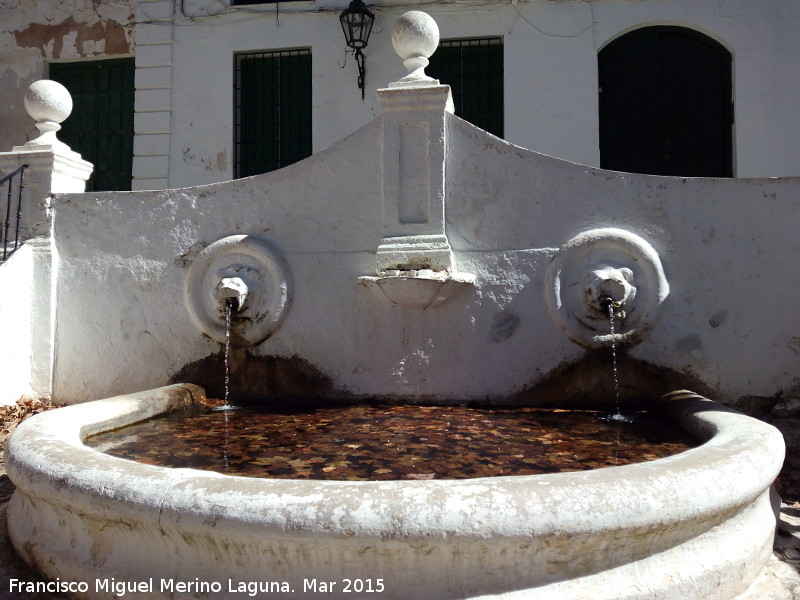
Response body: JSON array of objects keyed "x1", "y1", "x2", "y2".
[{"x1": 50, "y1": 58, "x2": 135, "y2": 191}]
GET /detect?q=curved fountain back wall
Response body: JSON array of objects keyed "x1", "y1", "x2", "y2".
[{"x1": 32, "y1": 112, "x2": 798, "y2": 406}]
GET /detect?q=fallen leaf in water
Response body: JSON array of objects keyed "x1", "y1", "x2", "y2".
[{"x1": 405, "y1": 473, "x2": 435, "y2": 480}]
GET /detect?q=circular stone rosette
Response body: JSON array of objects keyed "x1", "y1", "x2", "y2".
[
  {"x1": 185, "y1": 235, "x2": 290, "y2": 345},
  {"x1": 545, "y1": 228, "x2": 669, "y2": 348}
]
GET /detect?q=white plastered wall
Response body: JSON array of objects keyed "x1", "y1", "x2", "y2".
[
  {"x1": 46, "y1": 109, "x2": 800, "y2": 405},
  {"x1": 2, "y1": 1, "x2": 800, "y2": 186},
  {"x1": 0, "y1": 239, "x2": 57, "y2": 405},
  {"x1": 144, "y1": 0, "x2": 800, "y2": 190}
]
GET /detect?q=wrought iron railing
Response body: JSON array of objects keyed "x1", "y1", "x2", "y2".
[{"x1": 1, "y1": 164, "x2": 28, "y2": 263}]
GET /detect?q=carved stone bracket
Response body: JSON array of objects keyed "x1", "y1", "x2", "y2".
[{"x1": 359, "y1": 269, "x2": 475, "y2": 309}]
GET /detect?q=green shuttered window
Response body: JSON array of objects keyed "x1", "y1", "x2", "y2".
[
  {"x1": 427, "y1": 38, "x2": 504, "y2": 139},
  {"x1": 234, "y1": 49, "x2": 312, "y2": 178},
  {"x1": 49, "y1": 58, "x2": 135, "y2": 192}
]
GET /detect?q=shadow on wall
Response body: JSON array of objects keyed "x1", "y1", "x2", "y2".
[
  {"x1": 170, "y1": 348, "x2": 709, "y2": 409},
  {"x1": 509, "y1": 350, "x2": 713, "y2": 410},
  {"x1": 170, "y1": 351, "x2": 335, "y2": 404}
]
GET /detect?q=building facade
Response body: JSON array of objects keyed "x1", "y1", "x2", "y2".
[{"x1": 2, "y1": 0, "x2": 800, "y2": 190}]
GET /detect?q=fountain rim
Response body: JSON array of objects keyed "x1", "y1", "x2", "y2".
[{"x1": 5, "y1": 384, "x2": 784, "y2": 541}]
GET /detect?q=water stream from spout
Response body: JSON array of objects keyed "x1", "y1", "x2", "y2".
[
  {"x1": 212, "y1": 299, "x2": 239, "y2": 411},
  {"x1": 218, "y1": 300, "x2": 237, "y2": 468},
  {"x1": 223, "y1": 300, "x2": 232, "y2": 407},
  {"x1": 605, "y1": 303, "x2": 630, "y2": 424},
  {"x1": 222, "y1": 407, "x2": 230, "y2": 470},
  {"x1": 608, "y1": 303, "x2": 620, "y2": 412},
  {"x1": 605, "y1": 302, "x2": 627, "y2": 466}
]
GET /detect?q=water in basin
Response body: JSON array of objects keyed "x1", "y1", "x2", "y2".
[{"x1": 86, "y1": 400, "x2": 697, "y2": 480}]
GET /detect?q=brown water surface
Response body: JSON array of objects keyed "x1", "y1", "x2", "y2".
[{"x1": 86, "y1": 402, "x2": 697, "y2": 481}]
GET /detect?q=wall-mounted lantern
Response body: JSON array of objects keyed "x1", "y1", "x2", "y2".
[{"x1": 339, "y1": 0, "x2": 375, "y2": 100}]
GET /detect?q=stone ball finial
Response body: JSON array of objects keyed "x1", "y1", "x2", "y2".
[
  {"x1": 392, "y1": 11, "x2": 440, "y2": 75},
  {"x1": 24, "y1": 80, "x2": 72, "y2": 130},
  {"x1": 22, "y1": 80, "x2": 73, "y2": 150}
]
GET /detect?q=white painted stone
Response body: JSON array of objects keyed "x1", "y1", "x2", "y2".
[
  {"x1": 0, "y1": 0, "x2": 135, "y2": 155},
  {"x1": 0, "y1": 13, "x2": 793, "y2": 597},
  {"x1": 22, "y1": 80, "x2": 71, "y2": 126},
  {"x1": 134, "y1": 43, "x2": 172, "y2": 68},
  {"x1": 1, "y1": 81, "x2": 94, "y2": 224},
  {"x1": 0, "y1": 238, "x2": 57, "y2": 405},
  {"x1": 134, "y1": 64, "x2": 172, "y2": 90},
  {"x1": 137, "y1": 0, "x2": 173, "y2": 23},
  {"x1": 135, "y1": 23, "x2": 174, "y2": 46},
  {"x1": 359, "y1": 270, "x2": 475, "y2": 309},
  {"x1": 155, "y1": 1, "x2": 800, "y2": 184},
  {"x1": 215, "y1": 276, "x2": 248, "y2": 313},
  {"x1": 132, "y1": 131, "x2": 170, "y2": 156},
  {"x1": 585, "y1": 266, "x2": 636, "y2": 316},
  {"x1": 133, "y1": 109, "x2": 171, "y2": 134},
  {"x1": 18, "y1": 80, "x2": 72, "y2": 153},
  {"x1": 376, "y1": 84, "x2": 454, "y2": 274},
  {"x1": 134, "y1": 88, "x2": 172, "y2": 113},
  {"x1": 390, "y1": 10, "x2": 441, "y2": 87},
  {"x1": 0, "y1": 247, "x2": 36, "y2": 404},
  {"x1": 24, "y1": 238, "x2": 57, "y2": 401},
  {"x1": 131, "y1": 176, "x2": 168, "y2": 191},
  {"x1": 0, "y1": 144, "x2": 92, "y2": 262},
  {"x1": 131, "y1": 152, "x2": 169, "y2": 178}
]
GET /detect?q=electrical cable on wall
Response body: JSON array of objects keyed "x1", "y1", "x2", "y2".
[{"x1": 170, "y1": 0, "x2": 519, "y2": 24}]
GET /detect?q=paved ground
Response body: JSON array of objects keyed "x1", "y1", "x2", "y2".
[{"x1": 767, "y1": 503, "x2": 800, "y2": 598}]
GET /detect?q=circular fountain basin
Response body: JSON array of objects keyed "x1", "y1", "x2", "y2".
[{"x1": 5, "y1": 384, "x2": 785, "y2": 600}]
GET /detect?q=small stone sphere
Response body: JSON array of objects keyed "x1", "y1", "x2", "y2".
[
  {"x1": 24, "y1": 80, "x2": 73, "y2": 124},
  {"x1": 391, "y1": 11, "x2": 440, "y2": 62}
]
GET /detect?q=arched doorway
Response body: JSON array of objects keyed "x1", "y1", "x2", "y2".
[{"x1": 599, "y1": 26, "x2": 733, "y2": 177}]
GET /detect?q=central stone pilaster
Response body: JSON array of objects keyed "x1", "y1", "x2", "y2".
[{"x1": 376, "y1": 84, "x2": 454, "y2": 273}]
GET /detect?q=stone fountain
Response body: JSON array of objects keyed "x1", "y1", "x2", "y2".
[{"x1": 2, "y1": 10, "x2": 790, "y2": 600}]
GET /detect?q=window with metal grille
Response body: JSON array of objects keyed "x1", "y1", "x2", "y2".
[
  {"x1": 49, "y1": 58, "x2": 135, "y2": 192},
  {"x1": 427, "y1": 37, "x2": 504, "y2": 139},
  {"x1": 599, "y1": 27, "x2": 733, "y2": 177},
  {"x1": 234, "y1": 49, "x2": 312, "y2": 178}
]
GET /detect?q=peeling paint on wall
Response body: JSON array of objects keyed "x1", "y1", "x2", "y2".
[
  {"x1": 14, "y1": 15, "x2": 132, "y2": 60},
  {"x1": 182, "y1": 146, "x2": 228, "y2": 173}
]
